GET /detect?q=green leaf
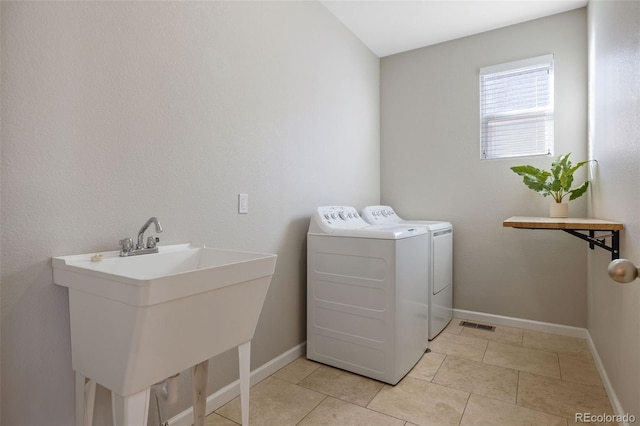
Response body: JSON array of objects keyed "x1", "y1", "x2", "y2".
[
  {"x1": 511, "y1": 165, "x2": 544, "y2": 177},
  {"x1": 511, "y1": 166, "x2": 551, "y2": 195},
  {"x1": 522, "y1": 175, "x2": 548, "y2": 193},
  {"x1": 569, "y1": 181, "x2": 590, "y2": 201},
  {"x1": 569, "y1": 160, "x2": 591, "y2": 175}
]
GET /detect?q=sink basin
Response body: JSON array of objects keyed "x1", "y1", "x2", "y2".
[{"x1": 53, "y1": 243, "x2": 277, "y2": 397}]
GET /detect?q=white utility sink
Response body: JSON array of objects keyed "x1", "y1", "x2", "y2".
[{"x1": 53, "y1": 243, "x2": 277, "y2": 426}]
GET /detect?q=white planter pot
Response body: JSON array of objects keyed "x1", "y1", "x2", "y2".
[{"x1": 550, "y1": 202, "x2": 568, "y2": 218}]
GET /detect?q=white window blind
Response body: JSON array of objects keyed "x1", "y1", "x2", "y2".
[{"x1": 480, "y1": 55, "x2": 554, "y2": 159}]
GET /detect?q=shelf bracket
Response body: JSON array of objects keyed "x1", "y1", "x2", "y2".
[{"x1": 562, "y1": 229, "x2": 620, "y2": 260}]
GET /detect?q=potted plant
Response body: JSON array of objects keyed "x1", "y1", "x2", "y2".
[{"x1": 510, "y1": 153, "x2": 593, "y2": 218}]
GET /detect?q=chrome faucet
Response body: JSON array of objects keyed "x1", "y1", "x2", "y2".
[
  {"x1": 137, "y1": 217, "x2": 163, "y2": 249},
  {"x1": 119, "y1": 217, "x2": 163, "y2": 257}
]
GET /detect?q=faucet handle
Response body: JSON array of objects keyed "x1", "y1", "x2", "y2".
[
  {"x1": 146, "y1": 236, "x2": 159, "y2": 249},
  {"x1": 119, "y1": 237, "x2": 133, "y2": 252}
]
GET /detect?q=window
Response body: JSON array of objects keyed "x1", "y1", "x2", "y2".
[{"x1": 480, "y1": 55, "x2": 554, "y2": 159}]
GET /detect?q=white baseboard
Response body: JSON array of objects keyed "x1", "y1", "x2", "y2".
[
  {"x1": 584, "y1": 333, "x2": 629, "y2": 426},
  {"x1": 453, "y1": 309, "x2": 588, "y2": 338},
  {"x1": 167, "y1": 342, "x2": 306, "y2": 426},
  {"x1": 454, "y1": 309, "x2": 627, "y2": 424}
]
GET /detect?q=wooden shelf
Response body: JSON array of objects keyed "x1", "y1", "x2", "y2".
[
  {"x1": 503, "y1": 216, "x2": 624, "y2": 231},
  {"x1": 503, "y1": 216, "x2": 624, "y2": 260}
]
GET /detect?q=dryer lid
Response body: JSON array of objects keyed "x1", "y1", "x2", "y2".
[
  {"x1": 308, "y1": 206, "x2": 427, "y2": 239},
  {"x1": 361, "y1": 205, "x2": 402, "y2": 224},
  {"x1": 362, "y1": 206, "x2": 452, "y2": 231}
]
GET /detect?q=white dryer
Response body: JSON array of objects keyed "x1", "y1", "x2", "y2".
[
  {"x1": 307, "y1": 206, "x2": 428, "y2": 385},
  {"x1": 361, "y1": 206, "x2": 453, "y2": 340}
]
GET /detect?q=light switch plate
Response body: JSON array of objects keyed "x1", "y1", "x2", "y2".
[{"x1": 238, "y1": 193, "x2": 249, "y2": 214}]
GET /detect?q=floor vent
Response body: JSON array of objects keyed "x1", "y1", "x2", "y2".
[{"x1": 459, "y1": 321, "x2": 496, "y2": 332}]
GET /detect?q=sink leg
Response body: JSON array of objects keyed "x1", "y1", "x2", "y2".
[
  {"x1": 239, "y1": 340, "x2": 251, "y2": 426},
  {"x1": 75, "y1": 373, "x2": 96, "y2": 426},
  {"x1": 191, "y1": 360, "x2": 209, "y2": 426},
  {"x1": 111, "y1": 388, "x2": 150, "y2": 426},
  {"x1": 84, "y1": 379, "x2": 97, "y2": 426}
]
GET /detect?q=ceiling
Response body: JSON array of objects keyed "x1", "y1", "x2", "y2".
[{"x1": 320, "y1": 0, "x2": 588, "y2": 57}]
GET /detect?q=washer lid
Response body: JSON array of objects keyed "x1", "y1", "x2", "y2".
[{"x1": 308, "y1": 206, "x2": 427, "y2": 239}]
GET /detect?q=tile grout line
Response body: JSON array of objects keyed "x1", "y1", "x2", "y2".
[
  {"x1": 556, "y1": 351, "x2": 564, "y2": 382},
  {"x1": 431, "y1": 352, "x2": 448, "y2": 382},
  {"x1": 293, "y1": 394, "x2": 328, "y2": 426},
  {"x1": 457, "y1": 391, "x2": 473, "y2": 426},
  {"x1": 515, "y1": 369, "x2": 521, "y2": 407},
  {"x1": 364, "y1": 384, "x2": 415, "y2": 425}
]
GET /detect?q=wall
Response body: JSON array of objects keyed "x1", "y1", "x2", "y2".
[
  {"x1": 588, "y1": 0, "x2": 640, "y2": 418},
  {"x1": 0, "y1": 2, "x2": 379, "y2": 425},
  {"x1": 381, "y1": 9, "x2": 589, "y2": 327},
  {"x1": 0, "y1": 3, "x2": 2, "y2": 422}
]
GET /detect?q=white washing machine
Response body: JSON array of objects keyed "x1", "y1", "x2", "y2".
[
  {"x1": 307, "y1": 206, "x2": 429, "y2": 385},
  {"x1": 361, "y1": 206, "x2": 453, "y2": 340}
]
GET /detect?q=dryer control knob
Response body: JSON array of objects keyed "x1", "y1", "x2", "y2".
[{"x1": 339, "y1": 211, "x2": 348, "y2": 220}]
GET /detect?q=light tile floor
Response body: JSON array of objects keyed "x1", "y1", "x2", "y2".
[{"x1": 207, "y1": 319, "x2": 615, "y2": 425}]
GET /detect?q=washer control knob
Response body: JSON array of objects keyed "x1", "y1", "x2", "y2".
[
  {"x1": 331, "y1": 213, "x2": 338, "y2": 220},
  {"x1": 339, "y1": 211, "x2": 348, "y2": 220}
]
